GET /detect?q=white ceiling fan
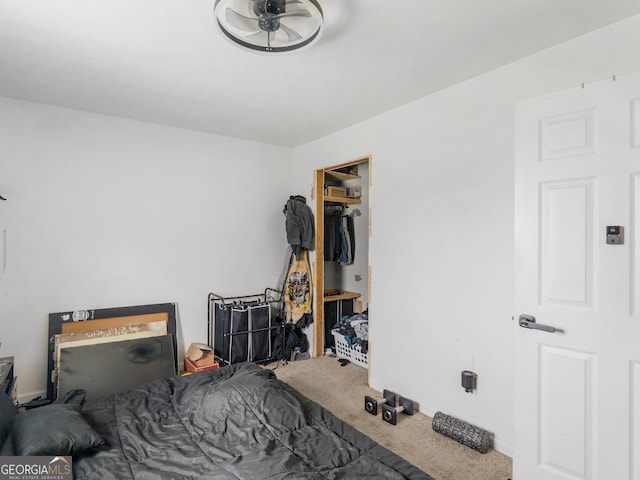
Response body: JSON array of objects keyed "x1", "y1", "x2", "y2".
[{"x1": 214, "y1": 0, "x2": 324, "y2": 53}]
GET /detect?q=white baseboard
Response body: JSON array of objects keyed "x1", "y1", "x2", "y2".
[{"x1": 492, "y1": 438, "x2": 513, "y2": 457}]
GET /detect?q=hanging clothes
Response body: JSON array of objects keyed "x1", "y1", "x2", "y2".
[
  {"x1": 284, "y1": 195, "x2": 314, "y2": 260},
  {"x1": 340, "y1": 216, "x2": 356, "y2": 265},
  {"x1": 324, "y1": 208, "x2": 356, "y2": 265},
  {"x1": 337, "y1": 217, "x2": 348, "y2": 264},
  {"x1": 324, "y1": 210, "x2": 341, "y2": 262}
]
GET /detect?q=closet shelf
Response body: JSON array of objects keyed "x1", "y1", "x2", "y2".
[
  {"x1": 324, "y1": 170, "x2": 360, "y2": 182},
  {"x1": 323, "y1": 290, "x2": 361, "y2": 302},
  {"x1": 323, "y1": 196, "x2": 361, "y2": 204}
]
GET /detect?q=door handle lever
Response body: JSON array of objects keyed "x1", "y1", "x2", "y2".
[{"x1": 519, "y1": 314, "x2": 557, "y2": 333}]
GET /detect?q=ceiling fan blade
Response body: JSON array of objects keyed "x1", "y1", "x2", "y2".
[
  {"x1": 274, "y1": 9, "x2": 311, "y2": 19},
  {"x1": 248, "y1": 30, "x2": 281, "y2": 50},
  {"x1": 245, "y1": 30, "x2": 270, "y2": 43},
  {"x1": 279, "y1": 23, "x2": 303, "y2": 42},
  {"x1": 225, "y1": 7, "x2": 261, "y2": 34}
]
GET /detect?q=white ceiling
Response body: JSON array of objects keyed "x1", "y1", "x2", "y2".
[{"x1": 2, "y1": 0, "x2": 640, "y2": 147}]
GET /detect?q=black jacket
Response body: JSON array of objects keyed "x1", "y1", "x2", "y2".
[{"x1": 284, "y1": 195, "x2": 315, "y2": 257}]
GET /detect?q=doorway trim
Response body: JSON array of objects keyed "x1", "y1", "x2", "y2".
[{"x1": 313, "y1": 155, "x2": 371, "y2": 357}]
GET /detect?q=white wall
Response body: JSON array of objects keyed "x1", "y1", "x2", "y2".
[
  {"x1": 0, "y1": 98, "x2": 291, "y2": 398},
  {"x1": 291, "y1": 14, "x2": 640, "y2": 456}
]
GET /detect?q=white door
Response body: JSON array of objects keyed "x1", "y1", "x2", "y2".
[{"x1": 514, "y1": 71, "x2": 640, "y2": 480}]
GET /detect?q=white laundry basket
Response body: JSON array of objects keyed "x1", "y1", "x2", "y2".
[{"x1": 331, "y1": 330, "x2": 368, "y2": 368}]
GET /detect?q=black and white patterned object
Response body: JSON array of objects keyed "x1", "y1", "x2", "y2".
[{"x1": 432, "y1": 411, "x2": 491, "y2": 453}]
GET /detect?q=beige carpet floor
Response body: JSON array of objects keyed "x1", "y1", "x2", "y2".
[{"x1": 267, "y1": 356, "x2": 512, "y2": 480}]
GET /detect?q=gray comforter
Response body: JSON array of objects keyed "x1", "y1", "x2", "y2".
[{"x1": 74, "y1": 362, "x2": 433, "y2": 479}]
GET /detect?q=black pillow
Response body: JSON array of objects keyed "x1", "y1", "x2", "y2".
[{"x1": 12, "y1": 403, "x2": 104, "y2": 456}]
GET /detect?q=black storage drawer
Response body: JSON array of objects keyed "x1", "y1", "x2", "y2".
[{"x1": 324, "y1": 297, "x2": 355, "y2": 349}]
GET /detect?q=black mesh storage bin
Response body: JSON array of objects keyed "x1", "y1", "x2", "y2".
[{"x1": 208, "y1": 290, "x2": 282, "y2": 365}]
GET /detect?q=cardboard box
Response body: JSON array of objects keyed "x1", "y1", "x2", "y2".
[
  {"x1": 327, "y1": 186, "x2": 347, "y2": 197},
  {"x1": 185, "y1": 357, "x2": 219, "y2": 373},
  {"x1": 185, "y1": 343, "x2": 215, "y2": 366},
  {"x1": 189, "y1": 351, "x2": 215, "y2": 367}
]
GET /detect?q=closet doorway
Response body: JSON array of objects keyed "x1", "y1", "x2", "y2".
[{"x1": 313, "y1": 156, "x2": 370, "y2": 365}]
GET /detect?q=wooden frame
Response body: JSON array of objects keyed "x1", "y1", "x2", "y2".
[
  {"x1": 313, "y1": 155, "x2": 371, "y2": 359},
  {"x1": 47, "y1": 303, "x2": 177, "y2": 401},
  {"x1": 314, "y1": 169, "x2": 325, "y2": 357}
]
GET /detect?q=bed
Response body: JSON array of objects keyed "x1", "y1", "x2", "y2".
[{"x1": 1, "y1": 362, "x2": 433, "y2": 479}]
